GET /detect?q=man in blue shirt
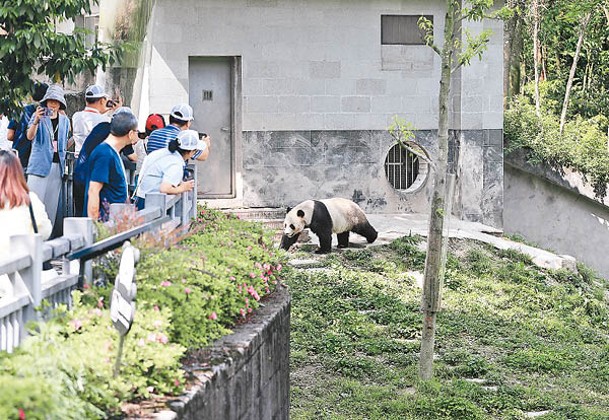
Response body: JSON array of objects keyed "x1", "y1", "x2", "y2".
[{"x1": 84, "y1": 108, "x2": 139, "y2": 221}]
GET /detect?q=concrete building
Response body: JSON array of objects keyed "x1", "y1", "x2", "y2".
[{"x1": 135, "y1": 0, "x2": 504, "y2": 227}]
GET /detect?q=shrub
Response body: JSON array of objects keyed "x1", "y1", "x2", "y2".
[{"x1": 505, "y1": 87, "x2": 609, "y2": 198}]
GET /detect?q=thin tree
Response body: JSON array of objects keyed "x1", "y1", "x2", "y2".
[
  {"x1": 559, "y1": 11, "x2": 592, "y2": 135},
  {"x1": 531, "y1": 0, "x2": 543, "y2": 117},
  {"x1": 417, "y1": 0, "x2": 510, "y2": 380}
]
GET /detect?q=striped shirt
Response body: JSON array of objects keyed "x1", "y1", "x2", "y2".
[
  {"x1": 145, "y1": 124, "x2": 203, "y2": 159},
  {"x1": 145, "y1": 125, "x2": 180, "y2": 154}
]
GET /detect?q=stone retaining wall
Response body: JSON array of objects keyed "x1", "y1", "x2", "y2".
[{"x1": 154, "y1": 286, "x2": 291, "y2": 419}]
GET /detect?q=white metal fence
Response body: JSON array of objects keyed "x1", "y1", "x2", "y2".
[{"x1": 0, "y1": 169, "x2": 197, "y2": 352}]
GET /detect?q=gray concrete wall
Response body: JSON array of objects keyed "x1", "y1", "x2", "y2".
[
  {"x1": 160, "y1": 286, "x2": 291, "y2": 419},
  {"x1": 147, "y1": 0, "x2": 504, "y2": 227},
  {"x1": 504, "y1": 154, "x2": 609, "y2": 279}
]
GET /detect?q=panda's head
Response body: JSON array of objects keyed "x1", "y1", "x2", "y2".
[{"x1": 283, "y1": 208, "x2": 306, "y2": 238}]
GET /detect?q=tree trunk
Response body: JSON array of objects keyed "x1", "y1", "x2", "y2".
[
  {"x1": 559, "y1": 12, "x2": 591, "y2": 135},
  {"x1": 532, "y1": 0, "x2": 541, "y2": 117},
  {"x1": 419, "y1": 1, "x2": 453, "y2": 381}
]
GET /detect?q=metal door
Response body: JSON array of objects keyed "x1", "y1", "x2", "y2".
[{"x1": 189, "y1": 57, "x2": 233, "y2": 198}]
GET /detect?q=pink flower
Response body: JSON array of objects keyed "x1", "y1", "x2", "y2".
[
  {"x1": 247, "y1": 246, "x2": 252, "y2": 251},
  {"x1": 249, "y1": 272, "x2": 256, "y2": 278},
  {"x1": 184, "y1": 287, "x2": 192, "y2": 295},
  {"x1": 156, "y1": 333, "x2": 168, "y2": 344},
  {"x1": 208, "y1": 312, "x2": 217, "y2": 320},
  {"x1": 19, "y1": 408, "x2": 25, "y2": 420},
  {"x1": 255, "y1": 262, "x2": 262, "y2": 269},
  {"x1": 247, "y1": 286, "x2": 260, "y2": 301},
  {"x1": 153, "y1": 305, "x2": 160, "y2": 311},
  {"x1": 153, "y1": 320, "x2": 162, "y2": 328},
  {"x1": 97, "y1": 297, "x2": 104, "y2": 308},
  {"x1": 174, "y1": 379, "x2": 181, "y2": 387},
  {"x1": 92, "y1": 308, "x2": 103, "y2": 317},
  {"x1": 239, "y1": 308, "x2": 245, "y2": 317},
  {"x1": 276, "y1": 263, "x2": 282, "y2": 271},
  {"x1": 248, "y1": 307, "x2": 253, "y2": 314},
  {"x1": 161, "y1": 280, "x2": 172, "y2": 287},
  {"x1": 230, "y1": 276, "x2": 236, "y2": 281},
  {"x1": 137, "y1": 339, "x2": 146, "y2": 347},
  {"x1": 83, "y1": 283, "x2": 90, "y2": 289},
  {"x1": 70, "y1": 319, "x2": 82, "y2": 331},
  {"x1": 147, "y1": 333, "x2": 156, "y2": 342}
]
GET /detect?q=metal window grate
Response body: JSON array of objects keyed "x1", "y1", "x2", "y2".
[
  {"x1": 381, "y1": 15, "x2": 432, "y2": 45},
  {"x1": 202, "y1": 90, "x2": 213, "y2": 101},
  {"x1": 384, "y1": 144, "x2": 420, "y2": 190}
]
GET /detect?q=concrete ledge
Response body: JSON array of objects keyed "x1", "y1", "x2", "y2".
[{"x1": 153, "y1": 286, "x2": 291, "y2": 419}]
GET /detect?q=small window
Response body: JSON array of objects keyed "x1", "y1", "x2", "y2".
[
  {"x1": 381, "y1": 15, "x2": 432, "y2": 45},
  {"x1": 384, "y1": 143, "x2": 429, "y2": 192}
]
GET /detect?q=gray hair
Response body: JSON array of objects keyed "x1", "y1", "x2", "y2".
[{"x1": 110, "y1": 108, "x2": 138, "y2": 136}]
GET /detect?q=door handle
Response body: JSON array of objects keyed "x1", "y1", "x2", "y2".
[{"x1": 221, "y1": 127, "x2": 230, "y2": 132}]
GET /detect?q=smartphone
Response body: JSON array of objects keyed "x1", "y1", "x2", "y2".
[
  {"x1": 44, "y1": 107, "x2": 54, "y2": 117},
  {"x1": 106, "y1": 99, "x2": 116, "y2": 108}
]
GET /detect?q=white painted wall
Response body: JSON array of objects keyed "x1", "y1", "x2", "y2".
[{"x1": 147, "y1": 0, "x2": 503, "y2": 132}]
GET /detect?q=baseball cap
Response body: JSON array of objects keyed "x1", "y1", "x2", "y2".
[
  {"x1": 145, "y1": 113, "x2": 166, "y2": 134},
  {"x1": 177, "y1": 129, "x2": 206, "y2": 151},
  {"x1": 170, "y1": 103, "x2": 194, "y2": 122},
  {"x1": 85, "y1": 84, "x2": 109, "y2": 99}
]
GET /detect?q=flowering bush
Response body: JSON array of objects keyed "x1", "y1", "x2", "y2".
[
  {"x1": 0, "y1": 205, "x2": 287, "y2": 416},
  {"x1": 0, "y1": 292, "x2": 184, "y2": 418},
  {"x1": 134, "y1": 206, "x2": 286, "y2": 348}
]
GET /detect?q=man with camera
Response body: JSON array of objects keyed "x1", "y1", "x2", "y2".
[{"x1": 71, "y1": 84, "x2": 122, "y2": 156}]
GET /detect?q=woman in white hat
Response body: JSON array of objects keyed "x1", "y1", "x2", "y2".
[
  {"x1": 133, "y1": 129, "x2": 206, "y2": 210},
  {"x1": 25, "y1": 84, "x2": 71, "y2": 229}
]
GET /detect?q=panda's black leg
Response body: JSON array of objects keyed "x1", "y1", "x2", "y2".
[
  {"x1": 316, "y1": 233, "x2": 332, "y2": 254},
  {"x1": 337, "y1": 232, "x2": 349, "y2": 248},
  {"x1": 279, "y1": 233, "x2": 300, "y2": 251}
]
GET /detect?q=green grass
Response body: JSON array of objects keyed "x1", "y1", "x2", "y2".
[{"x1": 285, "y1": 236, "x2": 609, "y2": 419}]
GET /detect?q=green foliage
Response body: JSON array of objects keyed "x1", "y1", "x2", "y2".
[
  {"x1": 287, "y1": 237, "x2": 609, "y2": 418},
  {"x1": 0, "y1": 292, "x2": 184, "y2": 417},
  {"x1": 0, "y1": 206, "x2": 286, "y2": 416},
  {"x1": 505, "y1": 90, "x2": 609, "y2": 198},
  {"x1": 0, "y1": 0, "x2": 126, "y2": 115}
]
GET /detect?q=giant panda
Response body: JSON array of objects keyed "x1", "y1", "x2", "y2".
[{"x1": 279, "y1": 198, "x2": 378, "y2": 254}]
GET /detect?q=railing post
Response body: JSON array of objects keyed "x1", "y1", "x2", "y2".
[
  {"x1": 9, "y1": 234, "x2": 42, "y2": 330},
  {"x1": 191, "y1": 163, "x2": 198, "y2": 220},
  {"x1": 146, "y1": 193, "x2": 167, "y2": 220},
  {"x1": 64, "y1": 217, "x2": 95, "y2": 288}
]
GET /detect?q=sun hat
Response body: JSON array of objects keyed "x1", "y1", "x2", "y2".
[
  {"x1": 170, "y1": 103, "x2": 194, "y2": 122},
  {"x1": 40, "y1": 84, "x2": 67, "y2": 110},
  {"x1": 85, "y1": 84, "x2": 109, "y2": 99},
  {"x1": 176, "y1": 129, "x2": 206, "y2": 151}
]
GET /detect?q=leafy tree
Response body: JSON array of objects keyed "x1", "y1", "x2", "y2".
[
  {"x1": 417, "y1": 0, "x2": 510, "y2": 380},
  {"x1": 0, "y1": 0, "x2": 123, "y2": 115}
]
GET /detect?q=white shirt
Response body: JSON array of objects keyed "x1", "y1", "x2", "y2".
[
  {"x1": 71, "y1": 107, "x2": 110, "y2": 154},
  {"x1": 0, "y1": 115, "x2": 10, "y2": 151},
  {"x1": 135, "y1": 148, "x2": 185, "y2": 199},
  {"x1": 0, "y1": 192, "x2": 52, "y2": 299}
]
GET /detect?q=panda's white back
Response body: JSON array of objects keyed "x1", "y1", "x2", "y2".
[{"x1": 320, "y1": 198, "x2": 366, "y2": 233}]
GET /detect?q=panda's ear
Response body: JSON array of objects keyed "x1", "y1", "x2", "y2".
[
  {"x1": 297, "y1": 209, "x2": 305, "y2": 218},
  {"x1": 286, "y1": 206, "x2": 293, "y2": 213}
]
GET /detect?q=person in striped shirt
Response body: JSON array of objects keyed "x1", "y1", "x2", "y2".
[{"x1": 145, "y1": 103, "x2": 210, "y2": 162}]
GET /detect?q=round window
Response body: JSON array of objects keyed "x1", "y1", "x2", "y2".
[{"x1": 384, "y1": 143, "x2": 429, "y2": 192}]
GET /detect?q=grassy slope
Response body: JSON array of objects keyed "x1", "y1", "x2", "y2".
[{"x1": 285, "y1": 236, "x2": 609, "y2": 420}]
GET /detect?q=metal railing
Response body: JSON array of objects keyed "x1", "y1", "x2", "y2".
[{"x1": 0, "y1": 165, "x2": 197, "y2": 352}]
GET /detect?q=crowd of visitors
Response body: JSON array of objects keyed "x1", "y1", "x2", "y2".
[{"x1": 0, "y1": 80, "x2": 211, "y2": 236}]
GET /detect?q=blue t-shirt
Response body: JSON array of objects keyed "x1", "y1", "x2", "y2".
[
  {"x1": 84, "y1": 142, "x2": 128, "y2": 219},
  {"x1": 74, "y1": 122, "x2": 135, "y2": 185}
]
